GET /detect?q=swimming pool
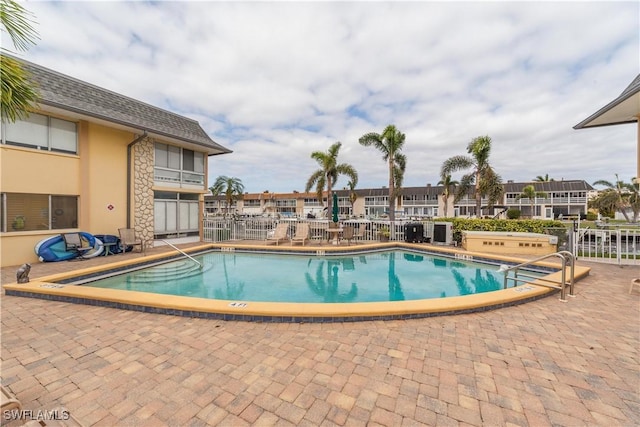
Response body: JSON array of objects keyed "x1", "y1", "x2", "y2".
[
  {"x1": 3, "y1": 243, "x2": 590, "y2": 322},
  {"x1": 84, "y1": 250, "x2": 537, "y2": 303}
]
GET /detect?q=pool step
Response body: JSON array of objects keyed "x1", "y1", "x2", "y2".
[{"x1": 126, "y1": 260, "x2": 214, "y2": 284}]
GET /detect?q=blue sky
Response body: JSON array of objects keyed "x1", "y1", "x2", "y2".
[{"x1": 5, "y1": 1, "x2": 639, "y2": 192}]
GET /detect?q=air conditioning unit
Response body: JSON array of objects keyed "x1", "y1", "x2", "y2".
[{"x1": 432, "y1": 222, "x2": 453, "y2": 245}]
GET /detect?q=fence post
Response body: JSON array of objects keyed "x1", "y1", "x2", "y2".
[{"x1": 616, "y1": 228, "x2": 622, "y2": 265}]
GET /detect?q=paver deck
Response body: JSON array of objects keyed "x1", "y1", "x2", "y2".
[{"x1": 1, "y1": 242, "x2": 639, "y2": 426}]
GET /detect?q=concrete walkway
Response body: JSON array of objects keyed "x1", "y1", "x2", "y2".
[{"x1": 1, "y1": 245, "x2": 639, "y2": 426}]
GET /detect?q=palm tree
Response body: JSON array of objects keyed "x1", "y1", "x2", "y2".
[
  {"x1": 359, "y1": 124, "x2": 407, "y2": 223},
  {"x1": 592, "y1": 175, "x2": 639, "y2": 222},
  {"x1": 210, "y1": 176, "x2": 245, "y2": 217},
  {"x1": 305, "y1": 142, "x2": 358, "y2": 222},
  {"x1": 437, "y1": 174, "x2": 458, "y2": 218},
  {"x1": 1, "y1": 0, "x2": 40, "y2": 122},
  {"x1": 534, "y1": 174, "x2": 554, "y2": 182},
  {"x1": 441, "y1": 135, "x2": 503, "y2": 217},
  {"x1": 516, "y1": 185, "x2": 547, "y2": 218},
  {"x1": 346, "y1": 179, "x2": 358, "y2": 217}
]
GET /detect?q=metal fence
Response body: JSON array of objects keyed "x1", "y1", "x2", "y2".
[
  {"x1": 573, "y1": 226, "x2": 640, "y2": 266},
  {"x1": 203, "y1": 217, "x2": 640, "y2": 266},
  {"x1": 203, "y1": 218, "x2": 425, "y2": 243}
]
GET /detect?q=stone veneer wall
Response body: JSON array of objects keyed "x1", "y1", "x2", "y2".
[{"x1": 133, "y1": 137, "x2": 155, "y2": 249}]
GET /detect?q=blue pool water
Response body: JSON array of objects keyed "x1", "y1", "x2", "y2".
[{"x1": 86, "y1": 250, "x2": 537, "y2": 303}]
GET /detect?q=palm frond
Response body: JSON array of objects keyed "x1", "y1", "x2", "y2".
[
  {"x1": 0, "y1": 0, "x2": 39, "y2": 52},
  {"x1": 441, "y1": 155, "x2": 473, "y2": 176},
  {"x1": 0, "y1": 55, "x2": 39, "y2": 122}
]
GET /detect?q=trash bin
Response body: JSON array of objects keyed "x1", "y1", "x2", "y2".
[{"x1": 404, "y1": 223, "x2": 425, "y2": 243}]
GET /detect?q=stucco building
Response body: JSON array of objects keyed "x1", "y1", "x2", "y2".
[
  {"x1": 205, "y1": 180, "x2": 594, "y2": 220},
  {"x1": 0, "y1": 56, "x2": 231, "y2": 267}
]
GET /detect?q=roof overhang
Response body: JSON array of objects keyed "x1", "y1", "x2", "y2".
[{"x1": 574, "y1": 74, "x2": 640, "y2": 129}]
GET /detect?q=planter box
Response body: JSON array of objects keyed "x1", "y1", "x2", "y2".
[{"x1": 462, "y1": 231, "x2": 558, "y2": 255}]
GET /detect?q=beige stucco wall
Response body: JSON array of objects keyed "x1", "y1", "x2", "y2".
[
  {"x1": 1, "y1": 145, "x2": 81, "y2": 267},
  {"x1": 84, "y1": 123, "x2": 131, "y2": 236},
  {"x1": 352, "y1": 198, "x2": 366, "y2": 217},
  {"x1": 1, "y1": 120, "x2": 136, "y2": 267},
  {"x1": 0, "y1": 146, "x2": 80, "y2": 194},
  {"x1": 462, "y1": 231, "x2": 557, "y2": 255}
]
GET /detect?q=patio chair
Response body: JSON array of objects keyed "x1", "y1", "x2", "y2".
[
  {"x1": 118, "y1": 228, "x2": 144, "y2": 254},
  {"x1": 1, "y1": 384, "x2": 22, "y2": 413},
  {"x1": 630, "y1": 278, "x2": 640, "y2": 294},
  {"x1": 62, "y1": 233, "x2": 92, "y2": 260},
  {"x1": 342, "y1": 226, "x2": 355, "y2": 246},
  {"x1": 354, "y1": 226, "x2": 366, "y2": 241},
  {"x1": 266, "y1": 223, "x2": 289, "y2": 245},
  {"x1": 290, "y1": 223, "x2": 310, "y2": 246}
]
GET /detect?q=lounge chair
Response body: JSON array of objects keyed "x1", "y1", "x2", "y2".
[
  {"x1": 630, "y1": 278, "x2": 640, "y2": 294},
  {"x1": 118, "y1": 228, "x2": 144, "y2": 254},
  {"x1": 62, "y1": 233, "x2": 92, "y2": 259},
  {"x1": 290, "y1": 223, "x2": 310, "y2": 246},
  {"x1": 1, "y1": 384, "x2": 22, "y2": 413},
  {"x1": 342, "y1": 226, "x2": 355, "y2": 245},
  {"x1": 266, "y1": 223, "x2": 289, "y2": 245}
]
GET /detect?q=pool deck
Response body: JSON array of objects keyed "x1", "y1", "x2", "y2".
[{"x1": 1, "y1": 240, "x2": 639, "y2": 426}]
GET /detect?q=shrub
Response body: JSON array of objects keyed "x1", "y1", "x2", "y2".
[{"x1": 506, "y1": 209, "x2": 521, "y2": 219}]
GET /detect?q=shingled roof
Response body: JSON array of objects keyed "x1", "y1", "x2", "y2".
[{"x1": 8, "y1": 55, "x2": 231, "y2": 155}]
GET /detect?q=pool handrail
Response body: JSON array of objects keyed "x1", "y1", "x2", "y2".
[
  {"x1": 499, "y1": 251, "x2": 575, "y2": 302},
  {"x1": 160, "y1": 239, "x2": 202, "y2": 270}
]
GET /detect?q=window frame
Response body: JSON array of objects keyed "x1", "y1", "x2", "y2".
[
  {"x1": 154, "y1": 143, "x2": 206, "y2": 186},
  {"x1": 2, "y1": 113, "x2": 78, "y2": 154},
  {"x1": 1, "y1": 193, "x2": 79, "y2": 232}
]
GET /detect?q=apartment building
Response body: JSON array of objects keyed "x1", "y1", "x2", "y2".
[
  {"x1": 205, "y1": 180, "x2": 594, "y2": 219},
  {"x1": 0, "y1": 56, "x2": 231, "y2": 267}
]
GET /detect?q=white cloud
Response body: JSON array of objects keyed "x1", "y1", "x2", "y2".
[{"x1": 6, "y1": 0, "x2": 639, "y2": 192}]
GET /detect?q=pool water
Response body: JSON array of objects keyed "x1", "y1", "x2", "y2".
[{"x1": 86, "y1": 250, "x2": 536, "y2": 303}]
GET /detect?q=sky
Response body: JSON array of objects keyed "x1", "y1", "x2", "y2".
[{"x1": 4, "y1": 1, "x2": 639, "y2": 193}]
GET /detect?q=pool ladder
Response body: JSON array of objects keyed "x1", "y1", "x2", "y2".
[
  {"x1": 498, "y1": 251, "x2": 575, "y2": 302},
  {"x1": 160, "y1": 239, "x2": 202, "y2": 270}
]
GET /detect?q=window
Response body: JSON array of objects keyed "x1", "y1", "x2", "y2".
[
  {"x1": 1, "y1": 193, "x2": 78, "y2": 232},
  {"x1": 154, "y1": 191, "x2": 200, "y2": 236},
  {"x1": 154, "y1": 143, "x2": 205, "y2": 186},
  {"x1": 2, "y1": 113, "x2": 78, "y2": 153}
]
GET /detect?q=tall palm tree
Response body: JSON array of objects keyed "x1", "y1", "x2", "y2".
[
  {"x1": 534, "y1": 174, "x2": 554, "y2": 182},
  {"x1": 592, "y1": 174, "x2": 638, "y2": 222},
  {"x1": 1, "y1": 0, "x2": 40, "y2": 122},
  {"x1": 516, "y1": 185, "x2": 547, "y2": 218},
  {"x1": 437, "y1": 174, "x2": 458, "y2": 218},
  {"x1": 305, "y1": 142, "x2": 358, "y2": 221},
  {"x1": 210, "y1": 176, "x2": 245, "y2": 217},
  {"x1": 441, "y1": 135, "x2": 503, "y2": 217},
  {"x1": 358, "y1": 124, "x2": 407, "y2": 222},
  {"x1": 346, "y1": 179, "x2": 358, "y2": 216}
]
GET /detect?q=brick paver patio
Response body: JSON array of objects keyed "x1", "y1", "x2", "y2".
[{"x1": 1, "y1": 244, "x2": 639, "y2": 426}]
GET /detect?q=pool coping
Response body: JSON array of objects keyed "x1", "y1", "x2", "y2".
[{"x1": 3, "y1": 242, "x2": 591, "y2": 322}]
